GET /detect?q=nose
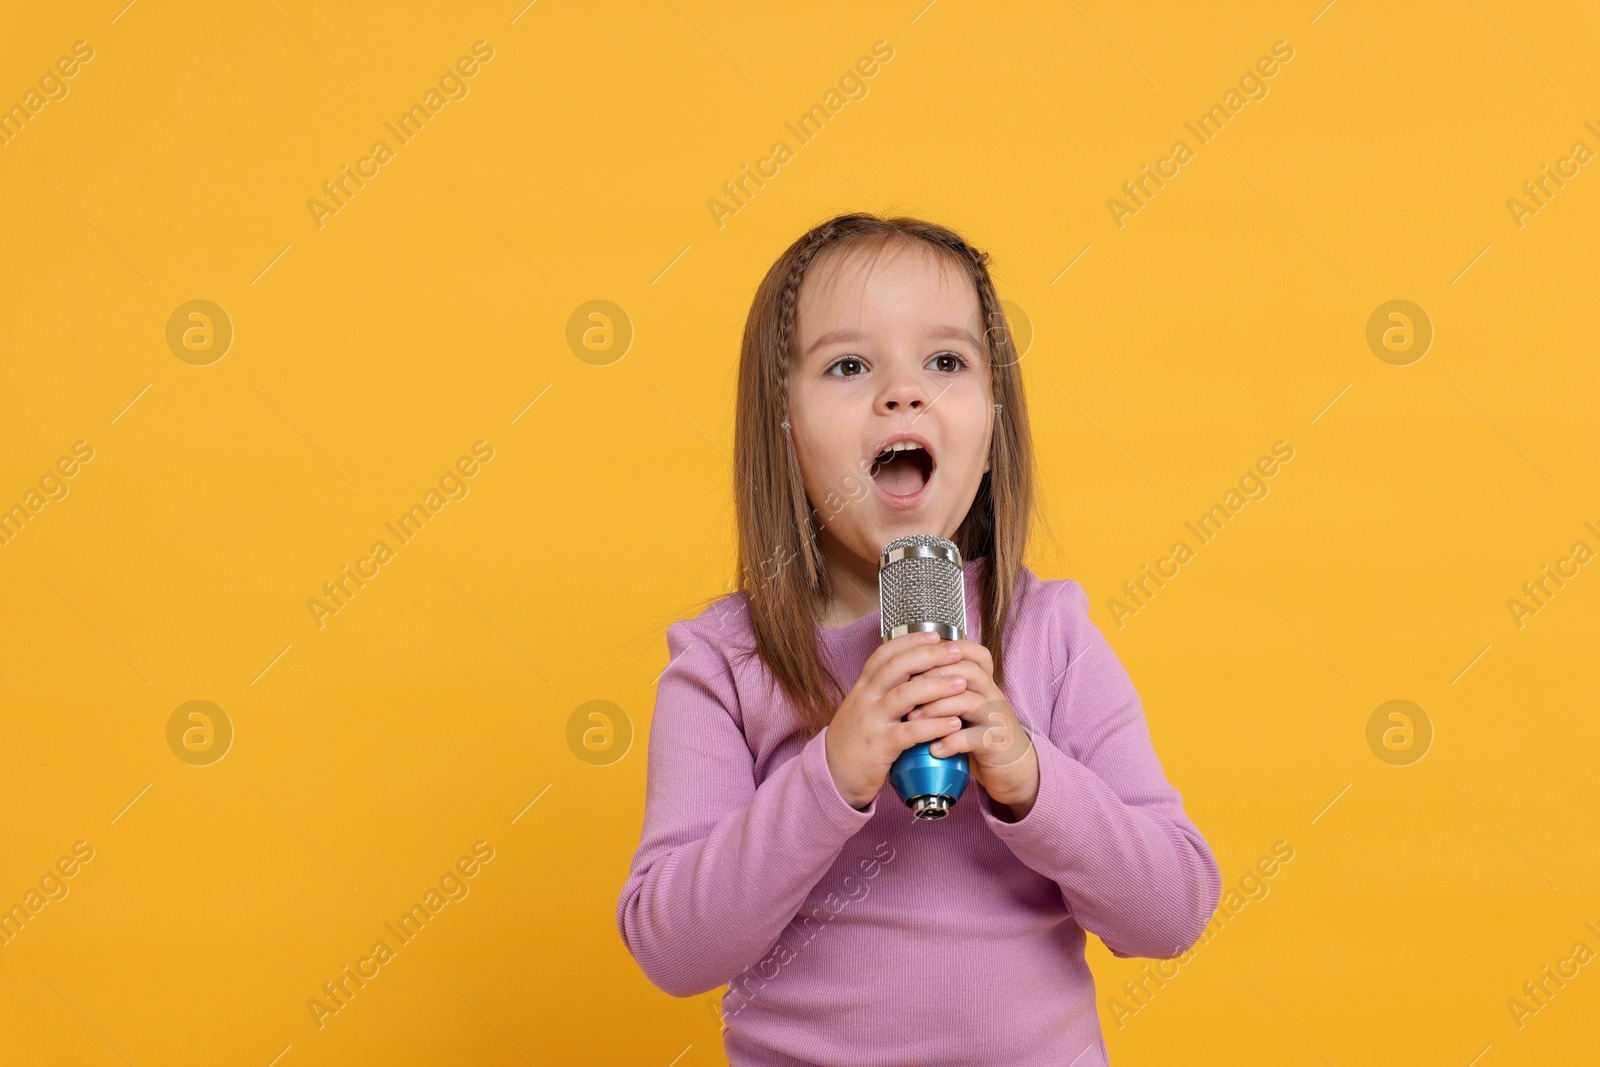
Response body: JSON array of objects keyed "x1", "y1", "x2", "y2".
[{"x1": 876, "y1": 361, "x2": 928, "y2": 415}]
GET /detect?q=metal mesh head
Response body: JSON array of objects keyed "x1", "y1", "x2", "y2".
[{"x1": 878, "y1": 535, "x2": 966, "y2": 642}]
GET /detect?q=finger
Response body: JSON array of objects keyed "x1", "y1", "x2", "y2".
[
  {"x1": 927, "y1": 724, "x2": 981, "y2": 758},
  {"x1": 907, "y1": 660, "x2": 997, "y2": 703},
  {"x1": 966, "y1": 698, "x2": 1021, "y2": 745},
  {"x1": 892, "y1": 715, "x2": 968, "y2": 755},
  {"x1": 884, "y1": 669, "x2": 969, "y2": 717},
  {"x1": 859, "y1": 631, "x2": 942, "y2": 687},
  {"x1": 948, "y1": 639, "x2": 994, "y2": 675},
  {"x1": 865, "y1": 637, "x2": 964, "y2": 699},
  {"x1": 934, "y1": 713, "x2": 1033, "y2": 766},
  {"x1": 977, "y1": 712, "x2": 1020, "y2": 752},
  {"x1": 985, "y1": 727, "x2": 1035, "y2": 769},
  {"x1": 904, "y1": 672, "x2": 994, "y2": 718},
  {"x1": 904, "y1": 690, "x2": 985, "y2": 722}
]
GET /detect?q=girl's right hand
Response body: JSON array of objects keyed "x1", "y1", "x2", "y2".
[{"x1": 823, "y1": 631, "x2": 969, "y2": 810}]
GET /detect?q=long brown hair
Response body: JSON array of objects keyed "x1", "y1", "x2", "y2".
[{"x1": 689, "y1": 212, "x2": 1039, "y2": 735}]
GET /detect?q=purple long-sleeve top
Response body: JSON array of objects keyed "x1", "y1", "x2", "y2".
[{"x1": 616, "y1": 558, "x2": 1221, "y2": 1066}]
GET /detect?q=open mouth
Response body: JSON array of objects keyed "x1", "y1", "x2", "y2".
[{"x1": 870, "y1": 440, "x2": 936, "y2": 499}]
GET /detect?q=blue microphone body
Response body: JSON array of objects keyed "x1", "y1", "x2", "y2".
[
  {"x1": 889, "y1": 742, "x2": 970, "y2": 818},
  {"x1": 879, "y1": 535, "x2": 971, "y2": 820}
]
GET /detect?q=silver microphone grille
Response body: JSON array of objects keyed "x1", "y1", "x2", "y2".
[{"x1": 878, "y1": 534, "x2": 966, "y2": 643}]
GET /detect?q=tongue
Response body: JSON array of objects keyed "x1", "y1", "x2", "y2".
[{"x1": 874, "y1": 454, "x2": 928, "y2": 496}]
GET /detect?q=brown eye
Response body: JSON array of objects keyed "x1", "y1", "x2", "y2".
[
  {"x1": 931, "y1": 352, "x2": 969, "y2": 373},
  {"x1": 827, "y1": 357, "x2": 866, "y2": 377}
]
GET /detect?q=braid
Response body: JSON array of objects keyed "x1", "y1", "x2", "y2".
[
  {"x1": 942, "y1": 238, "x2": 1009, "y2": 418},
  {"x1": 775, "y1": 224, "x2": 851, "y2": 428},
  {"x1": 773, "y1": 222, "x2": 852, "y2": 594}
]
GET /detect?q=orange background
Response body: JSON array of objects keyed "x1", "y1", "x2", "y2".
[{"x1": 1, "y1": 1, "x2": 1596, "y2": 1064}]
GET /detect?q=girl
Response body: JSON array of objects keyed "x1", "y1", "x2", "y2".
[{"x1": 616, "y1": 213, "x2": 1221, "y2": 1066}]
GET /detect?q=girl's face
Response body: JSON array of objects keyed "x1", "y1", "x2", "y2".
[{"x1": 788, "y1": 240, "x2": 995, "y2": 570}]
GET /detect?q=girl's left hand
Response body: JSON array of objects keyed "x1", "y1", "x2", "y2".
[{"x1": 904, "y1": 639, "x2": 1039, "y2": 818}]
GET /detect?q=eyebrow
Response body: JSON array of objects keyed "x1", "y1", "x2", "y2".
[{"x1": 802, "y1": 324, "x2": 981, "y2": 359}]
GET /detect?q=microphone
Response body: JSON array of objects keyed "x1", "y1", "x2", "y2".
[{"x1": 879, "y1": 534, "x2": 972, "y2": 820}]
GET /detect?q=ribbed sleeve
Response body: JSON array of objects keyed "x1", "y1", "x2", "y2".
[
  {"x1": 615, "y1": 618, "x2": 877, "y2": 997},
  {"x1": 977, "y1": 579, "x2": 1222, "y2": 959}
]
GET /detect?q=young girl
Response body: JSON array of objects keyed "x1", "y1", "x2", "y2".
[{"x1": 616, "y1": 213, "x2": 1221, "y2": 1066}]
